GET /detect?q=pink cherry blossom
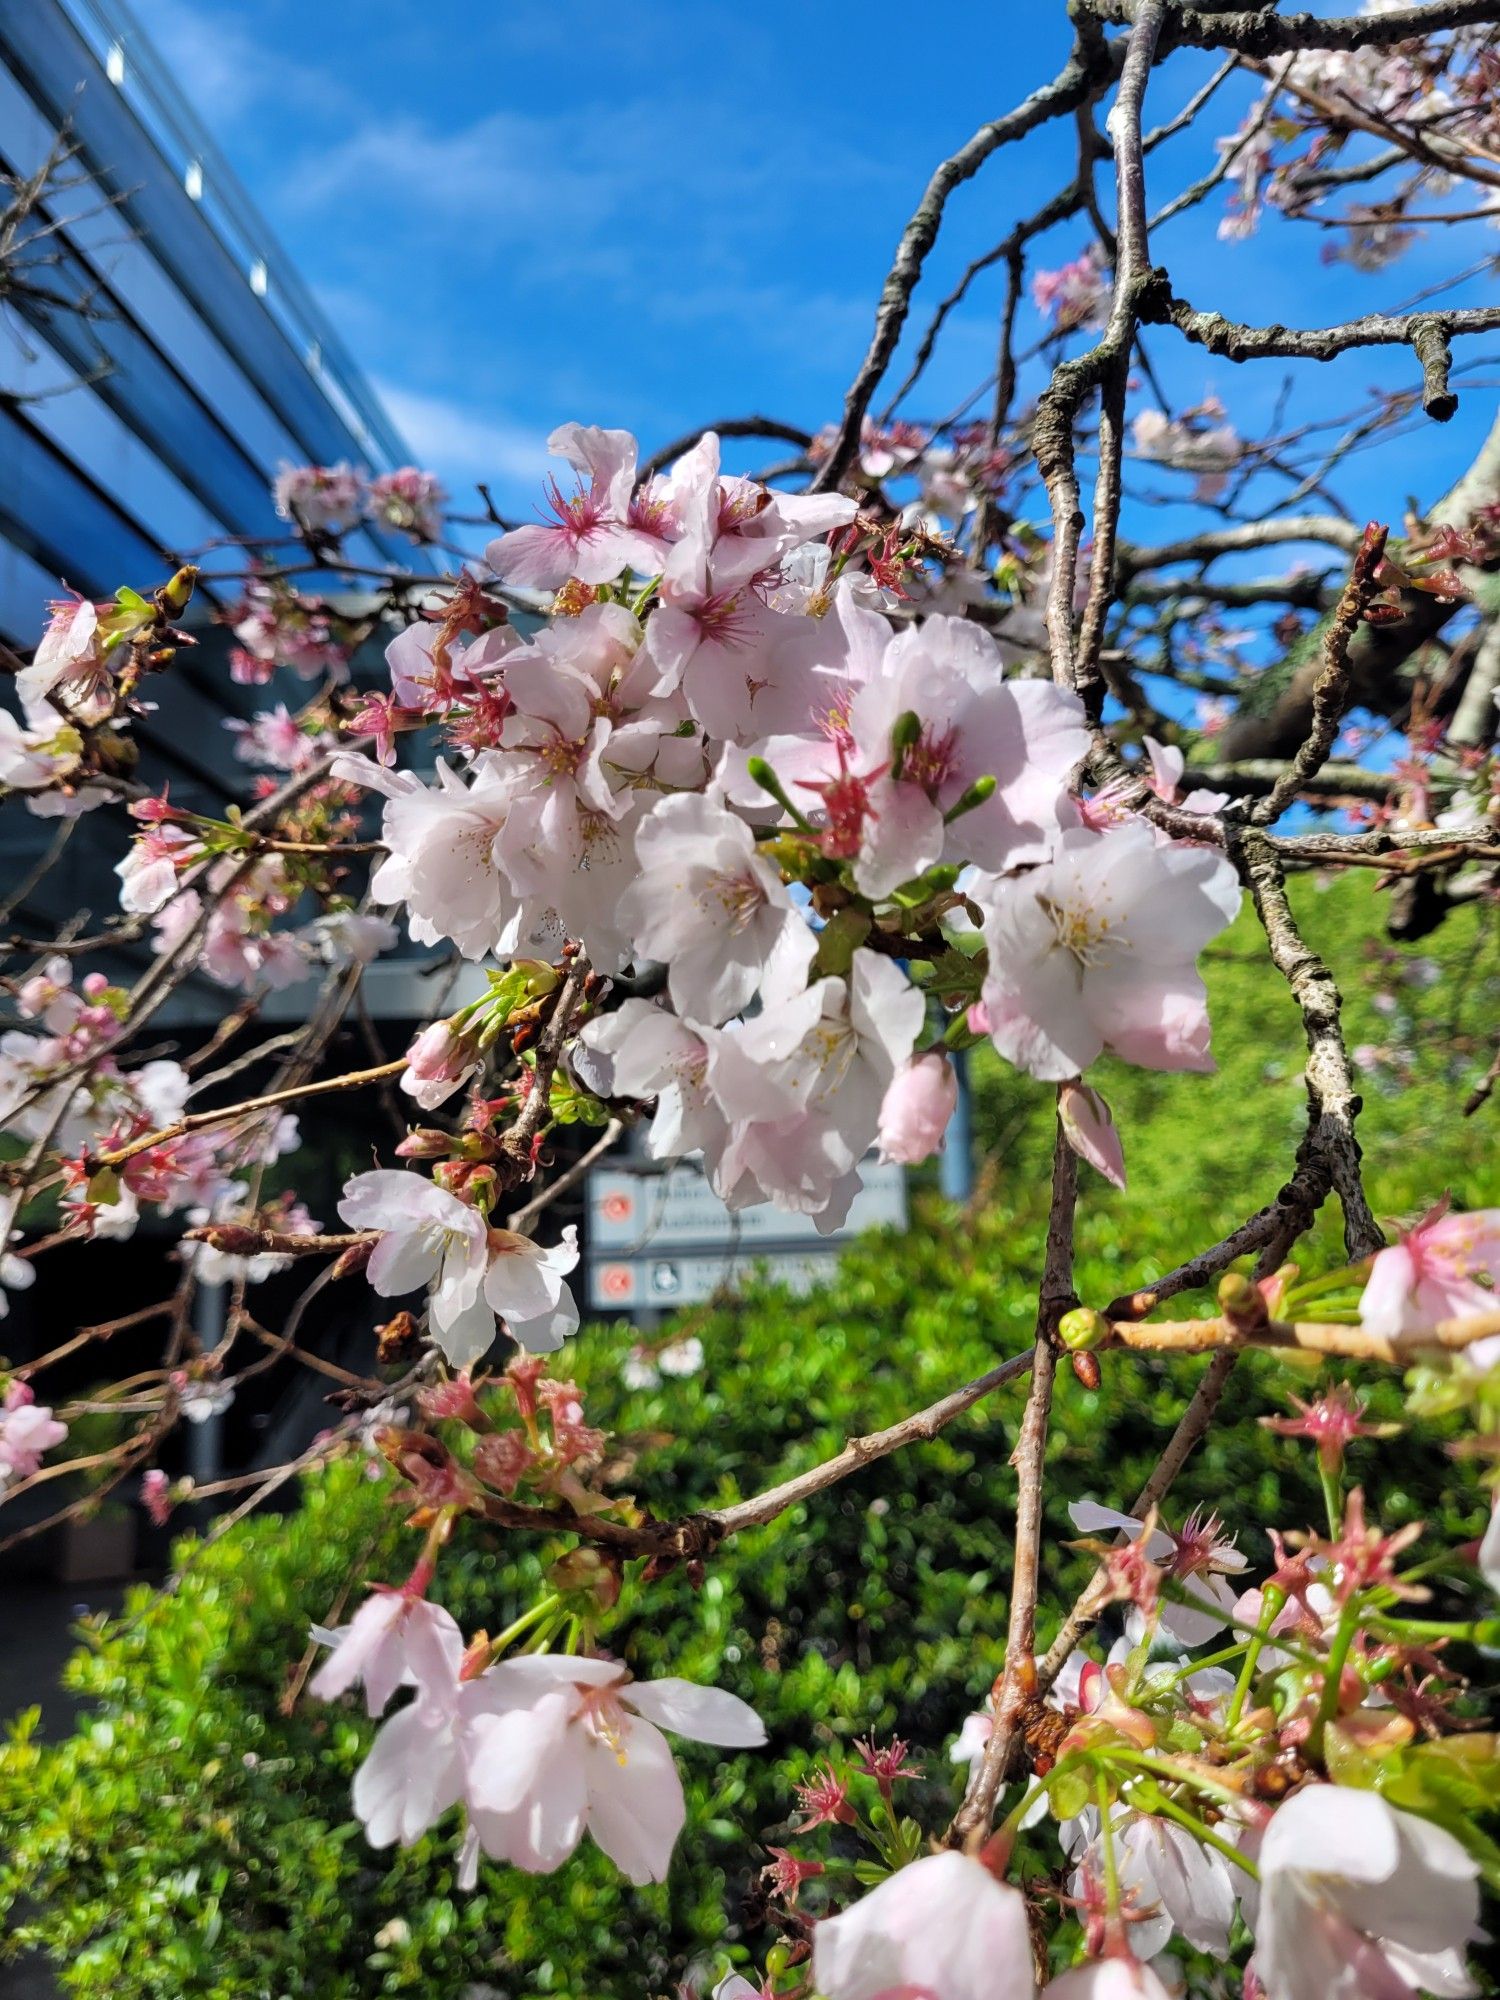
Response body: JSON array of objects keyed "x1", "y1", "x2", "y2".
[
  {"x1": 0, "y1": 1381, "x2": 66, "y2": 1484},
  {"x1": 976, "y1": 823, "x2": 1241, "y2": 1083},
  {"x1": 576, "y1": 1000, "x2": 731, "y2": 1164},
  {"x1": 1069, "y1": 1500, "x2": 1246, "y2": 1646},
  {"x1": 1357, "y1": 1200, "x2": 1500, "y2": 1341},
  {"x1": 1033, "y1": 246, "x2": 1113, "y2": 332},
  {"x1": 877, "y1": 1052, "x2": 958, "y2": 1165},
  {"x1": 273, "y1": 461, "x2": 366, "y2": 535},
  {"x1": 370, "y1": 757, "x2": 523, "y2": 960},
  {"x1": 845, "y1": 614, "x2": 1090, "y2": 895},
  {"x1": 400, "y1": 1020, "x2": 480, "y2": 1111},
  {"x1": 485, "y1": 424, "x2": 661, "y2": 590},
  {"x1": 812, "y1": 1850, "x2": 1035, "y2": 2000},
  {"x1": 369, "y1": 467, "x2": 447, "y2": 541},
  {"x1": 20, "y1": 597, "x2": 113, "y2": 716},
  {"x1": 710, "y1": 950, "x2": 924, "y2": 1220},
  {"x1": 311, "y1": 1589, "x2": 465, "y2": 1717}
]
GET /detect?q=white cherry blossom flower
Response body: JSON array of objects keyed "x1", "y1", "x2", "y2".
[
  {"x1": 620, "y1": 793, "x2": 815, "y2": 1025},
  {"x1": 464, "y1": 1654, "x2": 765, "y2": 1884},
  {"x1": 976, "y1": 822, "x2": 1241, "y2": 1082},
  {"x1": 1248, "y1": 1786, "x2": 1480, "y2": 2000},
  {"x1": 812, "y1": 1849, "x2": 1036, "y2": 2000},
  {"x1": 338, "y1": 1170, "x2": 488, "y2": 1362}
]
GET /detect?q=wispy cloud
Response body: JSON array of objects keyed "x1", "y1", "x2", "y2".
[
  {"x1": 144, "y1": 0, "x2": 336, "y2": 128},
  {"x1": 374, "y1": 380, "x2": 550, "y2": 488},
  {"x1": 282, "y1": 98, "x2": 893, "y2": 284}
]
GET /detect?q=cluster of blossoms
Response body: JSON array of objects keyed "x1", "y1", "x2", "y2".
[
  {"x1": 807, "y1": 419, "x2": 1012, "y2": 531},
  {"x1": 1131, "y1": 398, "x2": 1243, "y2": 504},
  {"x1": 306, "y1": 1355, "x2": 764, "y2": 1885},
  {"x1": 0, "y1": 586, "x2": 169, "y2": 818},
  {"x1": 320, "y1": 419, "x2": 1253, "y2": 1373},
  {"x1": 112, "y1": 772, "x2": 396, "y2": 995},
  {"x1": 228, "y1": 575, "x2": 359, "y2": 685},
  {"x1": 307, "y1": 1333, "x2": 1497, "y2": 1998},
  {"x1": 1216, "y1": 2, "x2": 1500, "y2": 256},
  {"x1": 0, "y1": 953, "x2": 306, "y2": 1251},
  {"x1": 732, "y1": 1429, "x2": 1492, "y2": 2000},
  {"x1": 1032, "y1": 245, "x2": 1113, "y2": 333},
  {"x1": 312, "y1": 1593, "x2": 764, "y2": 1888},
  {"x1": 273, "y1": 461, "x2": 448, "y2": 543}
]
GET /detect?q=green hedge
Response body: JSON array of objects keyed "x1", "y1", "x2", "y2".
[{"x1": 1, "y1": 873, "x2": 1495, "y2": 1997}]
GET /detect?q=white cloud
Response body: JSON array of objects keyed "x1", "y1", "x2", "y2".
[
  {"x1": 374, "y1": 380, "x2": 549, "y2": 487},
  {"x1": 143, "y1": 0, "x2": 334, "y2": 127}
]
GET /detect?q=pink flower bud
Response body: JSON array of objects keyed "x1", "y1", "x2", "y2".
[
  {"x1": 401, "y1": 1020, "x2": 478, "y2": 1110},
  {"x1": 876, "y1": 1052, "x2": 957, "y2": 1165},
  {"x1": 140, "y1": 1468, "x2": 174, "y2": 1526},
  {"x1": 1058, "y1": 1081, "x2": 1127, "y2": 1189}
]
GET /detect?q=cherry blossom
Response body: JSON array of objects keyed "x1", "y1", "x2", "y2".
[
  {"x1": 485, "y1": 424, "x2": 660, "y2": 589},
  {"x1": 709, "y1": 948, "x2": 925, "y2": 1221},
  {"x1": 1248, "y1": 1786, "x2": 1480, "y2": 2000},
  {"x1": 0, "y1": 1201, "x2": 36, "y2": 1328},
  {"x1": 273, "y1": 461, "x2": 365, "y2": 535},
  {"x1": 369, "y1": 467, "x2": 447, "y2": 541},
  {"x1": 619, "y1": 793, "x2": 816, "y2": 1025},
  {"x1": 311, "y1": 1590, "x2": 465, "y2": 1717},
  {"x1": 0, "y1": 1381, "x2": 66, "y2": 1484},
  {"x1": 369, "y1": 757, "x2": 524, "y2": 960},
  {"x1": 574, "y1": 1000, "x2": 730, "y2": 1163},
  {"x1": 1357, "y1": 1199, "x2": 1500, "y2": 1342},
  {"x1": 976, "y1": 823, "x2": 1241, "y2": 1083},
  {"x1": 1033, "y1": 246, "x2": 1113, "y2": 331},
  {"x1": 477, "y1": 1225, "x2": 580, "y2": 1363},
  {"x1": 338, "y1": 1170, "x2": 489, "y2": 1362},
  {"x1": 811, "y1": 1850, "x2": 1035, "y2": 2000},
  {"x1": 1067, "y1": 1805, "x2": 1238, "y2": 1960},
  {"x1": 1069, "y1": 1500, "x2": 1247, "y2": 1645},
  {"x1": 463, "y1": 1654, "x2": 765, "y2": 1884},
  {"x1": 400, "y1": 1020, "x2": 482, "y2": 1110},
  {"x1": 844, "y1": 613, "x2": 1089, "y2": 893}
]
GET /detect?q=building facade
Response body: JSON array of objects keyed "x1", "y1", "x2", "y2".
[{"x1": 0, "y1": 0, "x2": 439, "y2": 1006}]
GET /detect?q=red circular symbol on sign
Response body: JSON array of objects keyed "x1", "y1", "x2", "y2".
[
  {"x1": 601, "y1": 1266, "x2": 633, "y2": 1299},
  {"x1": 601, "y1": 1193, "x2": 632, "y2": 1222}
]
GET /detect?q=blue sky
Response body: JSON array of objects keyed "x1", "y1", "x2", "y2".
[{"x1": 151, "y1": 0, "x2": 1500, "y2": 548}]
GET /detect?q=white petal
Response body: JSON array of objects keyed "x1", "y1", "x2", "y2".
[{"x1": 622, "y1": 1676, "x2": 767, "y2": 1747}]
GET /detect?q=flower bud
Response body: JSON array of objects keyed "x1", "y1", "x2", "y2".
[
  {"x1": 1059, "y1": 1306, "x2": 1110, "y2": 1352},
  {"x1": 394, "y1": 1127, "x2": 453, "y2": 1159},
  {"x1": 1058, "y1": 1081, "x2": 1127, "y2": 1189},
  {"x1": 1218, "y1": 1270, "x2": 1268, "y2": 1329},
  {"x1": 1070, "y1": 1350, "x2": 1102, "y2": 1391},
  {"x1": 876, "y1": 1052, "x2": 958, "y2": 1165},
  {"x1": 331, "y1": 1236, "x2": 376, "y2": 1280}
]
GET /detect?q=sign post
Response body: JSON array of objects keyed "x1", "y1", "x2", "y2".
[{"x1": 585, "y1": 1158, "x2": 908, "y2": 1315}]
